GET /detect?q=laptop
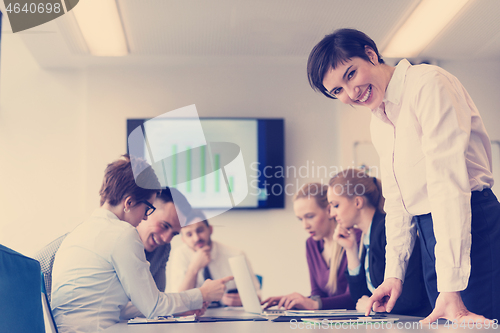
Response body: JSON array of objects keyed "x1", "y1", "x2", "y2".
[
  {"x1": 228, "y1": 255, "x2": 372, "y2": 318},
  {"x1": 228, "y1": 255, "x2": 284, "y2": 316}
]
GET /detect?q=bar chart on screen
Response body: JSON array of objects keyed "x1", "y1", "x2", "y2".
[
  {"x1": 127, "y1": 106, "x2": 285, "y2": 210},
  {"x1": 157, "y1": 140, "x2": 248, "y2": 208},
  {"x1": 129, "y1": 114, "x2": 257, "y2": 210}
]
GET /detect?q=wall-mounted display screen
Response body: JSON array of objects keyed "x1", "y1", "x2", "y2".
[{"x1": 127, "y1": 118, "x2": 284, "y2": 209}]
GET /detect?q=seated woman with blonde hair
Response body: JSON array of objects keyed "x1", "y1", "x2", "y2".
[
  {"x1": 262, "y1": 183, "x2": 360, "y2": 310},
  {"x1": 328, "y1": 169, "x2": 431, "y2": 316}
]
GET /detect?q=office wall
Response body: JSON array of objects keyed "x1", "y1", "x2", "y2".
[{"x1": 0, "y1": 35, "x2": 87, "y2": 255}]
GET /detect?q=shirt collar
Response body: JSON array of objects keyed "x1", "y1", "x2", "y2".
[
  {"x1": 363, "y1": 224, "x2": 371, "y2": 247},
  {"x1": 371, "y1": 59, "x2": 411, "y2": 124},
  {"x1": 384, "y1": 58, "x2": 411, "y2": 106}
]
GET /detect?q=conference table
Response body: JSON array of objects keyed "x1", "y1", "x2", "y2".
[{"x1": 102, "y1": 308, "x2": 493, "y2": 332}]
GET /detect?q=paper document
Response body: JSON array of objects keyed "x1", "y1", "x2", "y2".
[
  {"x1": 128, "y1": 315, "x2": 196, "y2": 324},
  {"x1": 302, "y1": 317, "x2": 399, "y2": 325},
  {"x1": 284, "y1": 310, "x2": 369, "y2": 317}
]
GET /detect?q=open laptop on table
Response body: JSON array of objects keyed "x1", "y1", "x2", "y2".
[
  {"x1": 228, "y1": 255, "x2": 372, "y2": 319},
  {"x1": 228, "y1": 255, "x2": 284, "y2": 316}
]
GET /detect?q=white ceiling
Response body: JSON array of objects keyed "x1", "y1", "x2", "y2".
[{"x1": 2, "y1": 0, "x2": 500, "y2": 68}]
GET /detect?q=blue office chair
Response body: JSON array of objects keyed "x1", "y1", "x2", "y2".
[
  {"x1": 0, "y1": 244, "x2": 45, "y2": 333},
  {"x1": 255, "y1": 274, "x2": 263, "y2": 289}
]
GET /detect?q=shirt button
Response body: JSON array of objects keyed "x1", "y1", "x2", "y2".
[{"x1": 483, "y1": 191, "x2": 489, "y2": 197}]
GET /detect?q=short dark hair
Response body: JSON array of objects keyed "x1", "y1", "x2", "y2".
[
  {"x1": 307, "y1": 28, "x2": 384, "y2": 99},
  {"x1": 99, "y1": 155, "x2": 160, "y2": 206},
  {"x1": 184, "y1": 209, "x2": 209, "y2": 227},
  {"x1": 156, "y1": 187, "x2": 192, "y2": 217}
]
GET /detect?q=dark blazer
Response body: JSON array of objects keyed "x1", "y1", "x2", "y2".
[{"x1": 346, "y1": 211, "x2": 432, "y2": 317}]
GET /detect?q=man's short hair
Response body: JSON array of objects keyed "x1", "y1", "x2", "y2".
[{"x1": 156, "y1": 187, "x2": 192, "y2": 217}]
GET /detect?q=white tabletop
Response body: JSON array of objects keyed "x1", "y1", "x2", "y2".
[{"x1": 102, "y1": 308, "x2": 492, "y2": 332}]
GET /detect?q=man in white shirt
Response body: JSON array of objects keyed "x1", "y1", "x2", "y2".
[{"x1": 168, "y1": 209, "x2": 260, "y2": 306}]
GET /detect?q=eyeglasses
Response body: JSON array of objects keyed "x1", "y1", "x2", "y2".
[{"x1": 140, "y1": 200, "x2": 156, "y2": 217}]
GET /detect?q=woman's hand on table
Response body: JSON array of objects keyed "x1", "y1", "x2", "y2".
[
  {"x1": 261, "y1": 292, "x2": 319, "y2": 310},
  {"x1": 420, "y1": 292, "x2": 493, "y2": 324}
]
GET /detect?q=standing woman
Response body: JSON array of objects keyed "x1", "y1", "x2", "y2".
[
  {"x1": 307, "y1": 28, "x2": 500, "y2": 322},
  {"x1": 262, "y1": 183, "x2": 360, "y2": 310},
  {"x1": 328, "y1": 169, "x2": 431, "y2": 316}
]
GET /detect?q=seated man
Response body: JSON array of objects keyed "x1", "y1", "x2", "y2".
[
  {"x1": 51, "y1": 156, "x2": 231, "y2": 333},
  {"x1": 34, "y1": 187, "x2": 191, "y2": 304},
  {"x1": 168, "y1": 209, "x2": 260, "y2": 306}
]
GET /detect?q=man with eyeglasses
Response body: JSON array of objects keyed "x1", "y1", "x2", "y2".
[
  {"x1": 44, "y1": 156, "x2": 232, "y2": 333},
  {"x1": 35, "y1": 187, "x2": 198, "y2": 320},
  {"x1": 35, "y1": 188, "x2": 185, "y2": 302}
]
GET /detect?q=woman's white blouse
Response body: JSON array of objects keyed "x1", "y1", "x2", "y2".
[
  {"x1": 51, "y1": 208, "x2": 202, "y2": 333},
  {"x1": 370, "y1": 59, "x2": 493, "y2": 292}
]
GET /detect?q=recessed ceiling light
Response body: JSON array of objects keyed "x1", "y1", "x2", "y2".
[
  {"x1": 72, "y1": 0, "x2": 128, "y2": 57},
  {"x1": 383, "y1": 0, "x2": 470, "y2": 58}
]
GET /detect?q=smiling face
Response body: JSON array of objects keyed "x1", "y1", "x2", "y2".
[
  {"x1": 293, "y1": 197, "x2": 334, "y2": 241},
  {"x1": 136, "y1": 201, "x2": 183, "y2": 252},
  {"x1": 326, "y1": 187, "x2": 359, "y2": 230},
  {"x1": 322, "y1": 48, "x2": 390, "y2": 110}
]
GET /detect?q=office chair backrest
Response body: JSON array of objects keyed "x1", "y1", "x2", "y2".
[
  {"x1": 34, "y1": 233, "x2": 68, "y2": 303},
  {"x1": 0, "y1": 244, "x2": 45, "y2": 333},
  {"x1": 255, "y1": 274, "x2": 263, "y2": 289}
]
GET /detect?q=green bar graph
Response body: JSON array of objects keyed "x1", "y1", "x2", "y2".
[
  {"x1": 214, "y1": 154, "x2": 220, "y2": 192},
  {"x1": 169, "y1": 144, "x2": 235, "y2": 195},
  {"x1": 171, "y1": 145, "x2": 177, "y2": 187},
  {"x1": 186, "y1": 147, "x2": 192, "y2": 192},
  {"x1": 200, "y1": 146, "x2": 206, "y2": 192}
]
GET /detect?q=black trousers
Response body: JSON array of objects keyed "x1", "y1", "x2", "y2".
[{"x1": 415, "y1": 188, "x2": 500, "y2": 321}]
